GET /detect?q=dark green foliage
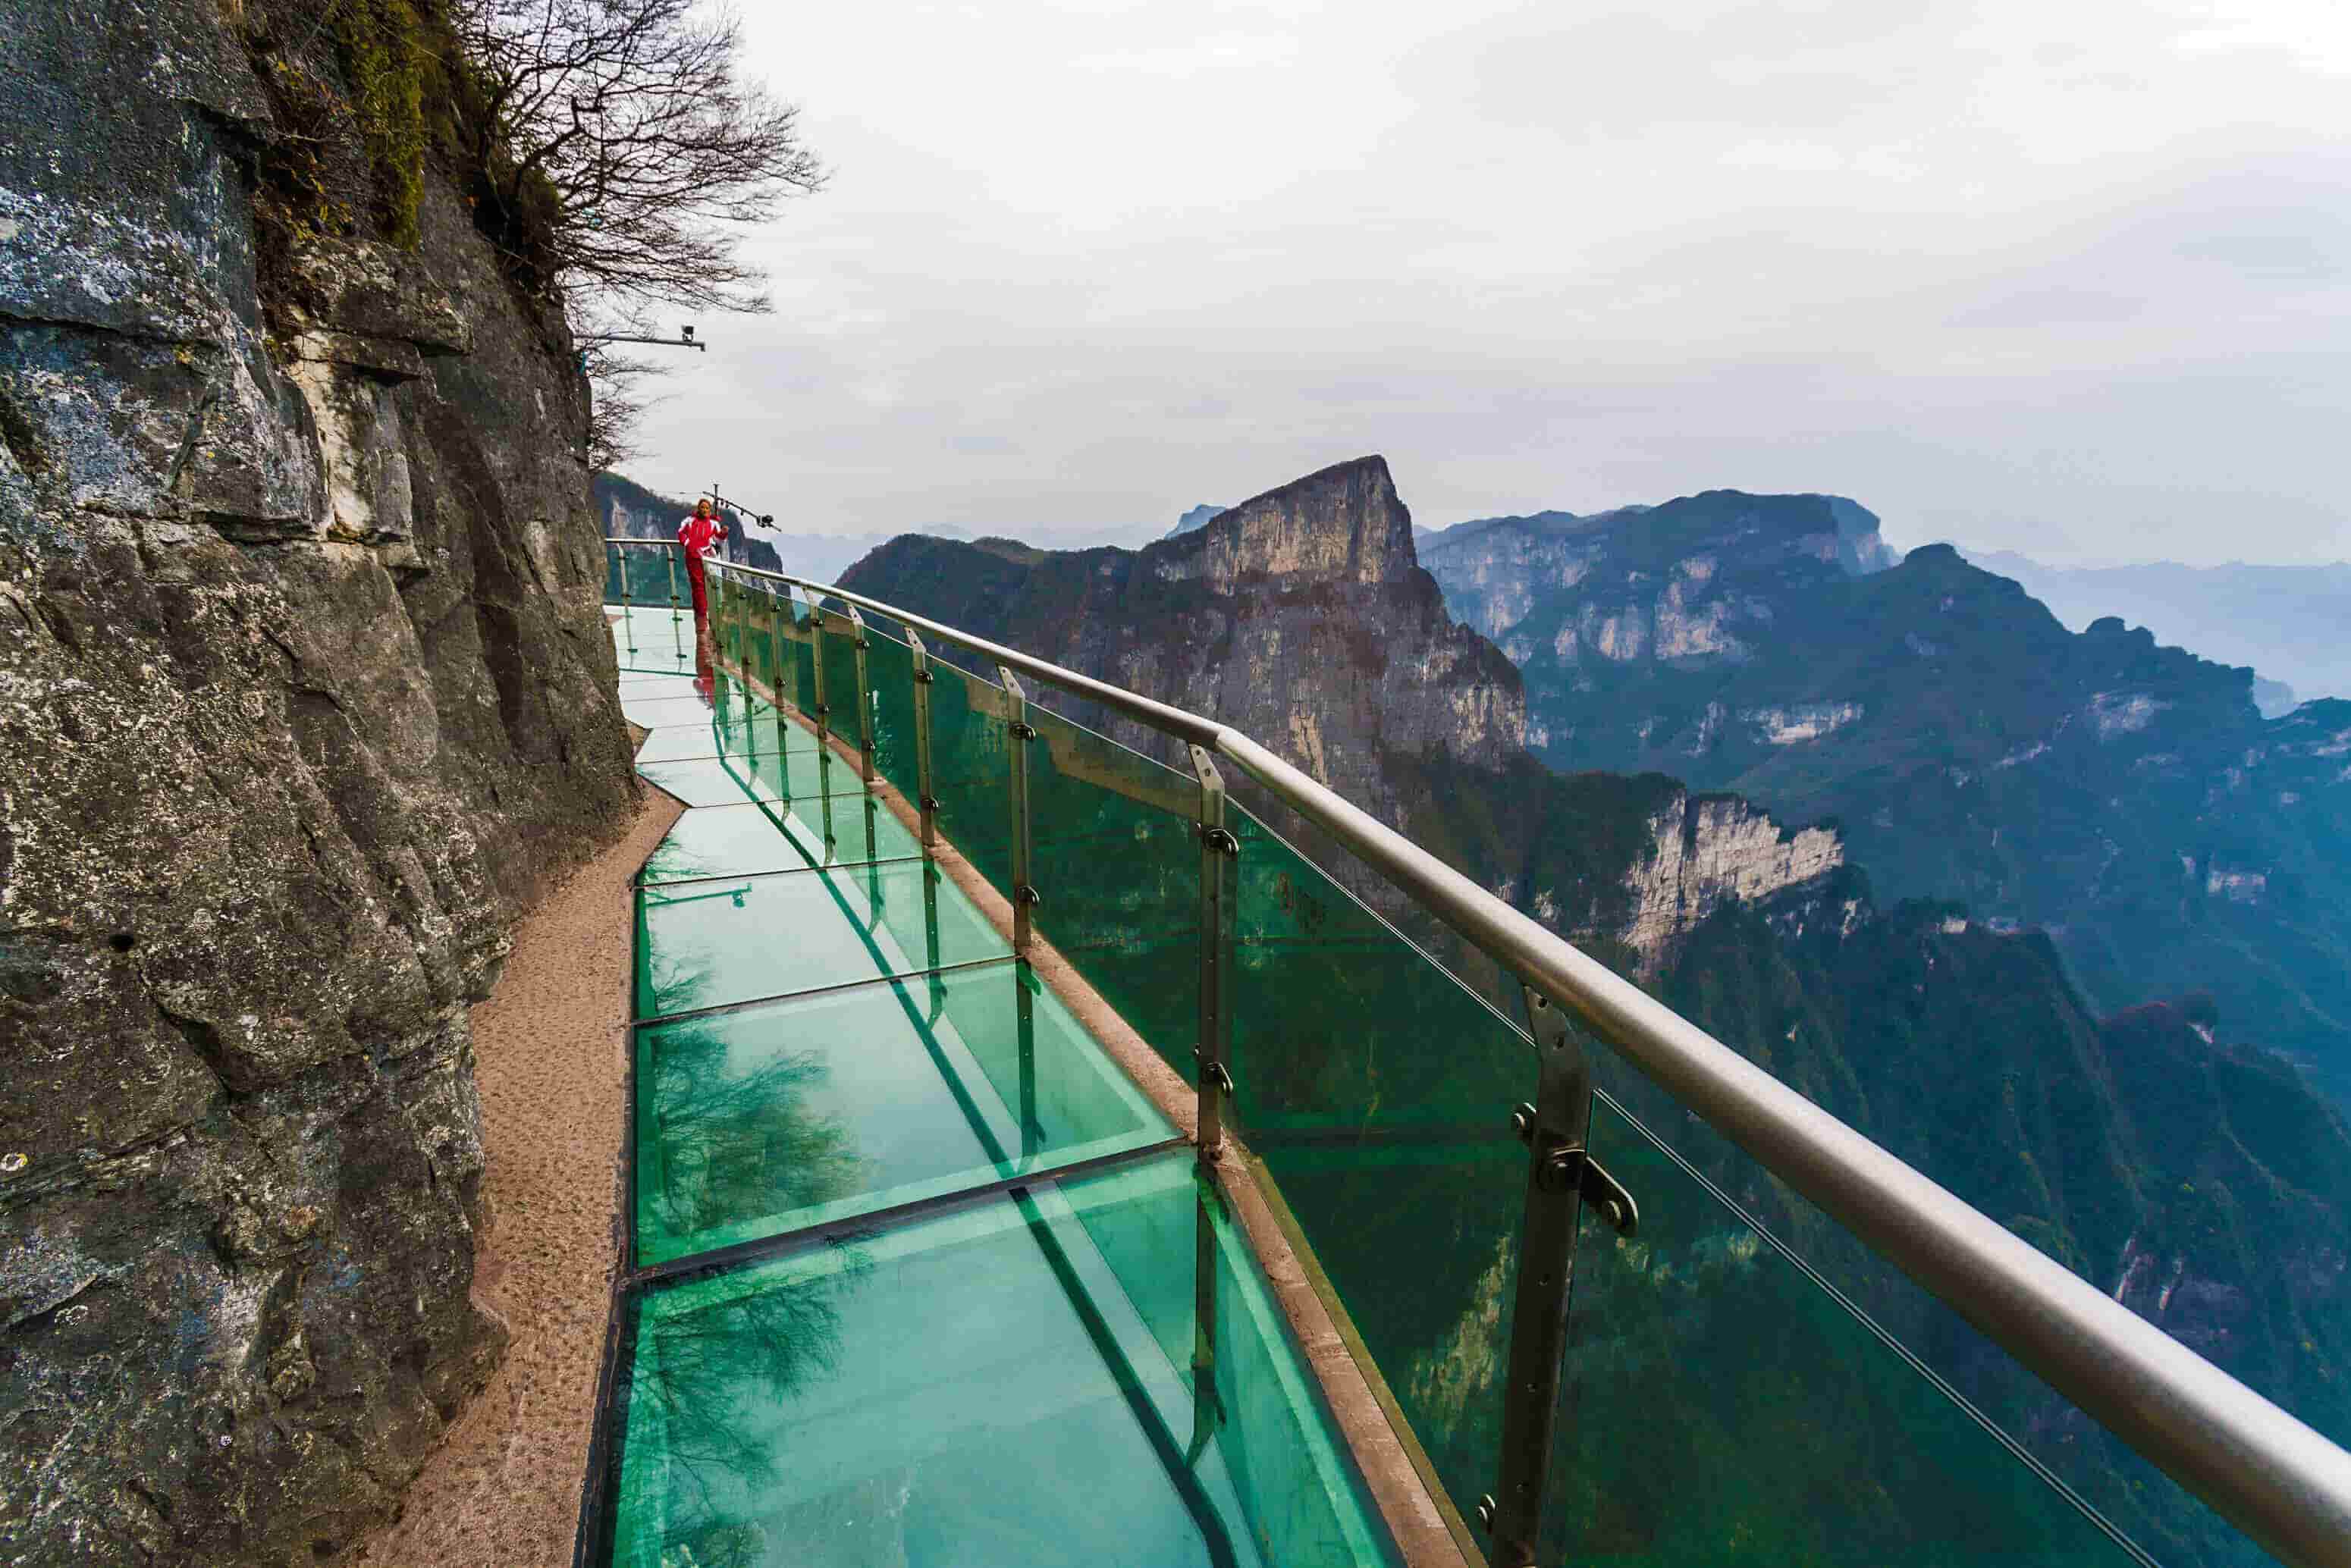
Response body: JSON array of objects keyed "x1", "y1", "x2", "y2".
[{"x1": 239, "y1": 0, "x2": 460, "y2": 248}]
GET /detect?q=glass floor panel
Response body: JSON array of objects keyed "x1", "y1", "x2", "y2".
[
  {"x1": 639, "y1": 798, "x2": 924, "y2": 886},
  {"x1": 632, "y1": 964, "x2": 1177, "y2": 1264},
  {"x1": 634, "y1": 755, "x2": 771, "y2": 809},
  {"x1": 635, "y1": 713, "x2": 825, "y2": 767},
  {"x1": 623, "y1": 693, "x2": 734, "y2": 730},
  {"x1": 613, "y1": 638, "x2": 697, "y2": 677},
  {"x1": 599, "y1": 1152, "x2": 1399, "y2": 1568},
  {"x1": 635, "y1": 858, "x2": 1011, "y2": 1019}
]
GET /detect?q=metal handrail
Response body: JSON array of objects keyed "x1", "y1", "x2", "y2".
[{"x1": 615, "y1": 538, "x2": 2351, "y2": 1568}]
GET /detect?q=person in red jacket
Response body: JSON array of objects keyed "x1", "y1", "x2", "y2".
[
  {"x1": 677, "y1": 497, "x2": 729, "y2": 695},
  {"x1": 677, "y1": 497, "x2": 729, "y2": 624}
]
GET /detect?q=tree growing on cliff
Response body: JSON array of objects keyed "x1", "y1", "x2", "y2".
[{"x1": 452, "y1": 0, "x2": 824, "y2": 309}]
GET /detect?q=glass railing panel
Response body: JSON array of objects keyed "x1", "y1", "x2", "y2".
[
  {"x1": 608, "y1": 603, "x2": 695, "y2": 676},
  {"x1": 1023, "y1": 703, "x2": 1203, "y2": 1074},
  {"x1": 597, "y1": 1149, "x2": 1396, "y2": 1567},
  {"x1": 631, "y1": 963, "x2": 1175, "y2": 1266},
  {"x1": 1540, "y1": 1091, "x2": 2152, "y2": 1566},
  {"x1": 604, "y1": 541, "x2": 684, "y2": 611},
  {"x1": 632, "y1": 858, "x2": 1012, "y2": 1021},
  {"x1": 923, "y1": 659, "x2": 1020, "y2": 891},
  {"x1": 863, "y1": 622, "x2": 924, "y2": 805},
  {"x1": 1226, "y1": 805, "x2": 1540, "y2": 1543}
]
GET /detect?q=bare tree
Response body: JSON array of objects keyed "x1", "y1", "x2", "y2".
[{"x1": 454, "y1": 0, "x2": 824, "y2": 309}]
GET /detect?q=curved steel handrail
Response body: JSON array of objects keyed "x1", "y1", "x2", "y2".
[{"x1": 611, "y1": 538, "x2": 2351, "y2": 1568}]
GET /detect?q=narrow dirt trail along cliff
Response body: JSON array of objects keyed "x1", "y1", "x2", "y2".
[
  {"x1": 1, "y1": 2, "x2": 636, "y2": 1561},
  {"x1": 351, "y1": 790, "x2": 680, "y2": 1568}
]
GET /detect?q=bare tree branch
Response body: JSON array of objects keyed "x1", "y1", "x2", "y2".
[{"x1": 451, "y1": 0, "x2": 824, "y2": 315}]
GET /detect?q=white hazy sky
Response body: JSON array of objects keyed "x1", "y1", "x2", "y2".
[{"x1": 623, "y1": 0, "x2": 2351, "y2": 564}]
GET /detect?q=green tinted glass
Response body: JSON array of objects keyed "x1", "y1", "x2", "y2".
[
  {"x1": 601, "y1": 1151, "x2": 1397, "y2": 1567},
  {"x1": 1225, "y1": 806, "x2": 1536, "y2": 1538},
  {"x1": 1540, "y1": 1093, "x2": 2145, "y2": 1566},
  {"x1": 1024, "y1": 703, "x2": 1202, "y2": 1076},
  {"x1": 634, "y1": 858, "x2": 1011, "y2": 1020},
  {"x1": 606, "y1": 542, "x2": 683, "y2": 607},
  {"x1": 632, "y1": 964, "x2": 1174, "y2": 1265}
]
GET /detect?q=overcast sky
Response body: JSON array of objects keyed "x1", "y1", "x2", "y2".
[{"x1": 623, "y1": 0, "x2": 2349, "y2": 565}]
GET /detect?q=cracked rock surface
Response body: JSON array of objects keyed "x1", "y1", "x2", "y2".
[{"x1": 1, "y1": 2, "x2": 636, "y2": 1561}]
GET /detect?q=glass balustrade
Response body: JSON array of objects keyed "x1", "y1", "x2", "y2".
[{"x1": 595, "y1": 545, "x2": 2327, "y2": 1568}]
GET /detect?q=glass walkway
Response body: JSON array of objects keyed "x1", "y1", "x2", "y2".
[
  {"x1": 590, "y1": 552, "x2": 2351, "y2": 1568},
  {"x1": 585, "y1": 603, "x2": 1401, "y2": 1568}
]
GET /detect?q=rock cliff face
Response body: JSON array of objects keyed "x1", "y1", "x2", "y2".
[
  {"x1": 843, "y1": 455, "x2": 1525, "y2": 823},
  {"x1": 0, "y1": 4, "x2": 636, "y2": 1562},
  {"x1": 1423, "y1": 491, "x2": 1894, "y2": 658}
]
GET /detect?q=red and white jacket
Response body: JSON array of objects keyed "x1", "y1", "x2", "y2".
[{"x1": 676, "y1": 512, "x2": 728, "y2": 561}]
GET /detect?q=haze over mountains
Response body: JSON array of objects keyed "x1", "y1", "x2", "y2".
[
  {"x1": 1954, "y1": 550, "x2": 2351, "y2": 712},
  {"x1": 834, "y1": 455, "x2": 2350, "y2": 1568}
]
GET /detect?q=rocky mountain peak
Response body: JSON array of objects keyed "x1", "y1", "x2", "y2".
[{"x1": 1154, "y1": 453, "x2": 1415, "y2": 588}]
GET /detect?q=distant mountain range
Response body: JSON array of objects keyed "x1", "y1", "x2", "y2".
[{"x1": 1954, "y1": 550, "x2": 2351, "y2": 711}]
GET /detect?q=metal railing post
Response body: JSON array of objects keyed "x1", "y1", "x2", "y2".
[
  {"x1": 845, "y1": 605, "x2": 876, "y2": 784},
  {"x1": 804, "y1": 587, "x2": 831, "y2": 748},
  {"x1": 1189, "y1": 745, "x2": 1236, "y2": 1156},
  {"x1": 906, "y1": 629, "x2": 938, "y2": 849},
  {"x1": 618, "y1": 547, "x2": 636, "y2": 654},
  {"x1": 818, "y1": 747, "x2": 837, "y2": 851},
  {"x1": 665, "y1": 547, "x2": 681, "y2": 634},
  {"x1": 1017, "y1": 969, "x2": 1039, "y2": 1158},
  {"x1": 998, "y1": 666, "x2": 1036, "y2": 957},
  {"x1": 1483, "y1": 986, "x2": 1638, "y2": 1566},
  {"x1": 1189, "y1": 1179, "x2": 1226, "y2": 1463}
]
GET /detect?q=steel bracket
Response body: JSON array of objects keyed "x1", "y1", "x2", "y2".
[
  {"x1": 1189, "y1": 744, "x2": 1236, "y2": 1155},
  {"x1": 1192, "y1": 1051, "x2": 1235, "y2": 1096},
  {"x1": 1483, "y1": 984, "x2": 1605, "y2": 1566}
]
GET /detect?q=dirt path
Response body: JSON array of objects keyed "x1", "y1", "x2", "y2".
[{"x1": 352, "y1": 786, "x2": 680, "y2": 1567}]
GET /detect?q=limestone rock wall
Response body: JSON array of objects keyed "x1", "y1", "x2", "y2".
[
  {"x1": 1618, "y1": 794, "x2": 1846, "y2": 960},
  {"x1": 840, "y1": 455, "x2": 1525, "y2": 827},
  {"x1": 0, "y1": 3, "x2": 636, "y2": 1562}
]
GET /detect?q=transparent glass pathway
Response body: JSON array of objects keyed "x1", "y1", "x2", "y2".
[{"x1": 590, "y1": 605, "x2": 1399, "y2": 1568}]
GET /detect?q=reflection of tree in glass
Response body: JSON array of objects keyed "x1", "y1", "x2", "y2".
[
  {"x1": 617, "y1": 1244, "x2": 874, "y2": 1568},
  {"x1": 645, "y1": 1011, "x2": 865, "y2": 1246}
]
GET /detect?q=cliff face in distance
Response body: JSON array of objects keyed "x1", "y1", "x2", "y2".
[
  {"x1": 0, "y1": 3, "x2": 636, "y2": 1562},
  {"x1": 1425, "y1": 498, "x2": 2351, "y2": 1106},
  {"x1": 842, "y1": 456, "x2": 2349, "y2": 1566},
  {"x1": 845, "y1": 456, "x2": 1526, "y2": 820}
]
